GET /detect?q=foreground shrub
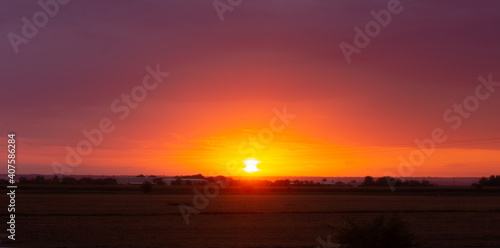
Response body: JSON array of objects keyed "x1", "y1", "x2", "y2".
[{"x1": 336, "y1": 214, "x2": 417, "y2": 248}]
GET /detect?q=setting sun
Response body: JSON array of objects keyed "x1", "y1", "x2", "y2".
[{"x1": 242, "y1": 158, "x2": 261, "y2": 173}]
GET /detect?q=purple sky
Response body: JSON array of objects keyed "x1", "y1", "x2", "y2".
[{"x1": 1, "y1": 0, "x2": 500, "y2": 176}]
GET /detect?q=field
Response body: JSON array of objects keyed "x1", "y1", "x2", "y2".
[{"x1": 6, "y1": 186, "x2": 500, "y2": 248}]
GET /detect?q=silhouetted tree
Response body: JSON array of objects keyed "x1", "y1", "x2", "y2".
[
  {"x1": 361, "y1": 176, "x2": 376, "y2": 186},
  {"x1": 272, "y1": 179, "x2": 291, "y2": 186},
  {"x1": 51, "y1": 175, "x2": 61, "y2": 184},
  {"x1": 479, "y1": 177, "x2": 488, "y2": 185},
  {"x1": 375, "y1": 177, "x2": 388, "y2": 186},
  {"x1": 181, "y1": 174, "x2": 204, "y2": 179},
  {"x1": 475, "y1": 175, "x2": 500, "y2": 187}
]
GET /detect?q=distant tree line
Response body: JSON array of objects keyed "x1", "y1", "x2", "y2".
[
  {"x1": 183, "y1": 176, "x2": 433, "y2": 187},
  {"x1": 178, "y1": 174, "x2": 205, "y2": 179},
  {"x1": 3, "y1": 174, "x2": 441, "y2": 187},
  {"x1": 472, "y1": 175, "x2": 500, "y2": 188},
  {"x1": 8, "y1": 175, "x2": 117, "y2": 185},
  {"x1": 361, "y1": 176, "x2": 433, "y2": 187}
]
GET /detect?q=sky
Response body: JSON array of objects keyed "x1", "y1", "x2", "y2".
[{"x1": 1, "y1": 0, "x2": 499, "y2": 177}]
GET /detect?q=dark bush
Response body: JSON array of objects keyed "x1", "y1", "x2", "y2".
[
  {"x1": 475, "y1": 175, "x2": 500, "y2": 187},
  {"x1": 336, "y1": 214, "x2": 417, "y2": 248}
]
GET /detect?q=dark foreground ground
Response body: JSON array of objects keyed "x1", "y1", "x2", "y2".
[{"x1": 3, "y1": 186, "x2": 500, "y2": 248}]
